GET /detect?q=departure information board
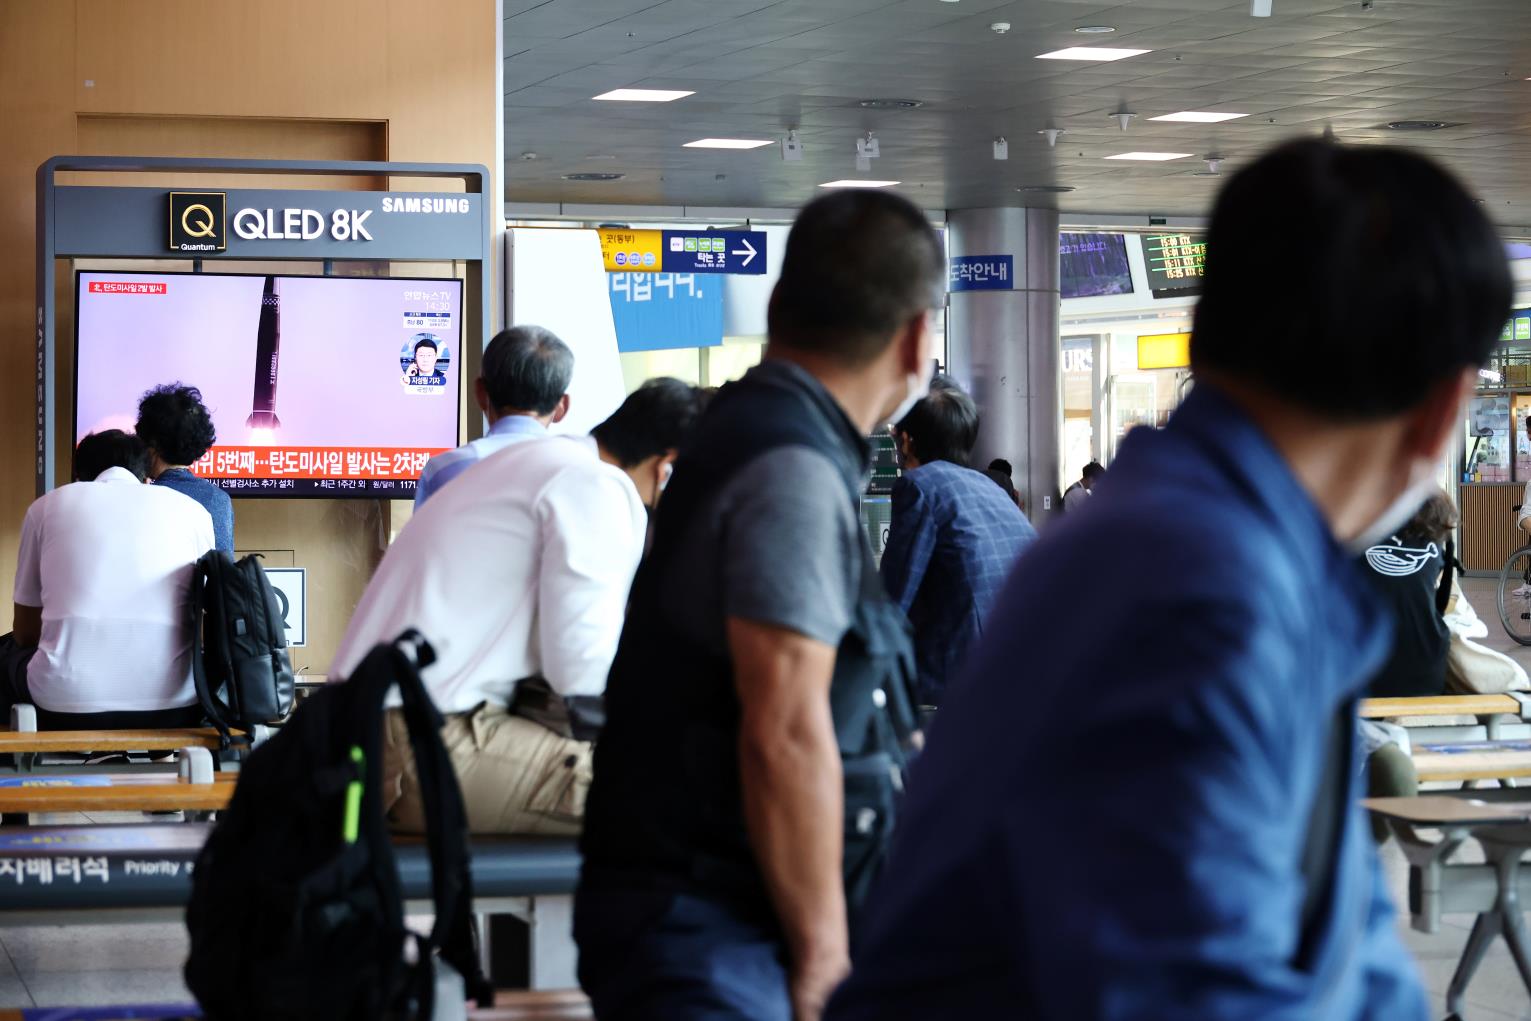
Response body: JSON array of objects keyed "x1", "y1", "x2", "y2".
[{"x1": 1142, "y1": 233, "x2": 1206, "y2": 297}]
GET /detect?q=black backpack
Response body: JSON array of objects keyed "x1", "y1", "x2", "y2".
[
  {"x1": 190, "y1": 550, "x2": 295, "y2": 744},
  {"x1": 184, "y1": 631, "x2": 492, "y2": 1020}
]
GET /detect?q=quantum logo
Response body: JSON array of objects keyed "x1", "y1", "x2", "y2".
[{"x1": 168, "y1": 192, "x2": 226, "y2": 253}]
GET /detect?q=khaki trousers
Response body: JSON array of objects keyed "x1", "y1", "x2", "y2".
[{"x1": 382, "y1": 702, "x2": 593, "y2": 836}]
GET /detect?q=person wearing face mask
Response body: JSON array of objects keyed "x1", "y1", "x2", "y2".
[
  {"x1": 827, "y1": 139, "x2": 1511, "y2": 1021},
  {"x1": 329, "y1": 376, "x2": 706, "y2": 836},
  {"x1": 576, "y1": 190, "x2": 939, "y2": 1021}
]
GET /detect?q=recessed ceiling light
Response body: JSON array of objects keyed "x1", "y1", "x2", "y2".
[
  {"x1": 1105, "y1": 151, "x2": 1194, "y2": 161},
  {"x1": 1383, "y1": 120, "x2": 1450, "y2": 131},
  {"x1": 683, "y1": 138, "x2": 774, "y2": 149},
  {"x1": 818, "y1": 179, "x2": 900, "y2": 189},
  {"x1": 1151, "y1": 111, "x2": 1249, "y2": 123},
  {"x1": 1036, "y1": 47, "x2": 1149, "y2": 62},
  {"x1": 562, "y1": 172, "x2": 626, "y2": 182},
  {"x1": 584, "y1": 154, "x2": 619, "y2": 161},
  {"x1": 1074, "y1": 25, "x2": 1117, "y2": 34},
  {"x1": 1018, "y1": 185, "x2": 1076, "y2": 193},
  {"x1": 859, "y1": 98, "x2": 924, "y2": 109},
  {"x1": 592, "y1": 88, "x2": 694, "y2": 102}
]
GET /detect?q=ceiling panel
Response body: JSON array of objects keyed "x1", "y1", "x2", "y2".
[{"x1": 503, "y1": 0, "x2": 1531, "y2": 223}]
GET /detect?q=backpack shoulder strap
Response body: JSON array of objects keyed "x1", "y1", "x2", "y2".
[
  {"x1": 190, "y1": 550, "x2": 242, "y2": 746},
  {"x1": 391, "y1": 631, "x2": 493, "y2": 1008}
]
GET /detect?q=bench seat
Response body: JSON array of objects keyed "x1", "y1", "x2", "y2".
[
  {"x1": 1359, "y1": 694, "x2": 1523, "y2": 720},
  {"x1": 0, "y1": 729, "x2": 233, "y2": 755},
  {"x1": 1414, "y1": 740, "x2": 1531, "y2": 782},
  {"x1": 0, "y1": 990, "x2": 593, "y2": 1019},
  {"x1": 0, "y1": 774, "x2": 236, "y2": 816}
]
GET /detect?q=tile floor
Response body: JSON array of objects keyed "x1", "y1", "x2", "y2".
[{"x1": 0, "y1": 576, "x2": 1528, "y2": 1015}]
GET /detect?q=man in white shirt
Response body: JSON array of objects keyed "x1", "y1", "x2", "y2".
[
  {"x1": 1062, "y1": 460, "x2": 1104, "y2": 513},
  {"x1": 2, "y1": 430, "x2": 215, "y2": 728},
  {"x1": 332, "y1": 377, "x2": 707, "y2": 834},
  {"x1": 413, "y1": 325, "x2": 574, "y2": 508}
]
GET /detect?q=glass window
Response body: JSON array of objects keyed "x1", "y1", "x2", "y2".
[{"x1": 1467, "y1": 395, "x2": 1512, "y2": 482}]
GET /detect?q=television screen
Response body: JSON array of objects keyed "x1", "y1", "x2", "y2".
[
  {"x1": 75, "y1": 271, "x2": 463, "y2": 498},
  {"x1": 1059, "y1": 233, "x2": 1134, "y2": 299},
  {"x1": 1142, "y1": 233, "x2": 1206, "y2": 297}
]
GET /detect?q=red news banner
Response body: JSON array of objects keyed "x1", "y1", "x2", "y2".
[{"x1": 191, "y1": 446, "x2": 448, "y2": 481}]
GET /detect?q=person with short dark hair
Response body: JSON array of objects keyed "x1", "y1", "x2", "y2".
[
  {"x1": 414, "y1": 325, "x2": 574, "y2": 507},
  {"x1": 1062, "y1": 460, "x2": 1105, "y2": 513},
  {"x1": 829, "y1": 138, "x2": 1511, "y2": 1020},
  {"x1": 2, "y1": 430, "x2": 214, "y2": 729},
  {"x1": 983, "y1": 457, "x2": 1022, "y2": 508},
  {"x1": 578, "y1": 189, "x2": 942, "y2": 1021},
  {"x1": 136, "y1": 383, "x2": 234, "y2": 553},
  {"x1": 331, "y1": 377, "x2": 707, "y2": 835},
  {"x1": 883, "y1": 379, "x2": 1036, "y2": 706}
]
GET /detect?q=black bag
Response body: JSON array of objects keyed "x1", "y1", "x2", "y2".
[
  {"x1": 508, "y1": 676, "x2": 605, "y2": 742},
  {"x1": 184, "y1": 630, "x2": 492, "y2": 1021},
  {"x1": 190, "y1": 550, "x2": 295, "y2": 744}
]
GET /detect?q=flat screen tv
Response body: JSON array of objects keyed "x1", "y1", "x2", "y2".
[
  {"x1": 1059, "y1": 233, "x2": 1134, "y2": 299},
  {"x1": 75, "y1": 271, "x2": 463, "y2": 497}
]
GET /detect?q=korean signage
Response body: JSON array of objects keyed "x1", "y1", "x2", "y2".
[
  {"x1": 608, "y1": 272, "x2": 723, "y2": 352},
  {"x1": 949, "y1": 255, "x2": 1013, "y2": 292},
  {"x1": 1500, "y1": 309, "x2": 1531, "y2": 344},
  {"x1": 1142, "y1": 233, "x2": 1206, "y2": 297},
  {"x1": 597, "y1": 228, "x2": 766, "y2": 275}
]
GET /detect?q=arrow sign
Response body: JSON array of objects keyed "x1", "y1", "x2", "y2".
[
  {"x1": 731, "y1": 237, "x2": 757, "y2": 268},
  {"x1": 659, "y1": 229, "x2": 767, "y2": 275}
]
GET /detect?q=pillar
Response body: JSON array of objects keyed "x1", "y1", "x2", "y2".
[{"x1": 946, "y1": 207, "x2": 1062, "y2": 522}]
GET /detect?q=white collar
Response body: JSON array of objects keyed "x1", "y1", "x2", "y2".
[{"x1": 95, "y1": 466, "x2": 142, "y2": 484}]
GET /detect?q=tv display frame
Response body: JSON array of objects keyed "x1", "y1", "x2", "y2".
[
  {"x1": 1059, "y1": 232, "x2": 1135, "y2": 300},
  {"x1": 73, "y1": 269, "x2": 464, "y2": 499}
]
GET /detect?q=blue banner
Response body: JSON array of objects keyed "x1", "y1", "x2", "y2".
[
  {"x1": 609, "y1": 272, "x2": 723, "y2": 352},
  {"x1": 949, "y1": 255, "x2": 1013, "y2": 292}
]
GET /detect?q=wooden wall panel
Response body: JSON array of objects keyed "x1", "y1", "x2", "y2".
[
  {"x1": 0, "y1": 0, "x2": 498, "y2": 679},
  {"x1": 1461, "y1": 483, "x2": 1525, "y2": 573}
]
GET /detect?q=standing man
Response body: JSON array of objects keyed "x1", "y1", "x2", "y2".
[
  {"x1": 136, "y1": 383, "x2": 235, "y2": 553},
  {"x1": 828, "y1": 139, "x2": 1511, "y2": 1020},
  {"x1": 883, "y1": 379, "x2": 1036, "y2": 707},
  {"x1": 332, "y1": 378, "x2": 706, "y2": 834},
  {"x1": 577, "y1": 190, "x2": 940, "y2": 1021},
  {"x1": 414, "y1": 325, "x2": 573, "y2": 507},
  {"x1": 1062, "y1": 460, "x2": 1103, "y2": 512}
]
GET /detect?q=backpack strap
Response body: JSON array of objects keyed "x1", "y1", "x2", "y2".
[
  {"x1": 188, "y1": 551, "x2": 240, "y2": 748},
  {"x1": 390, "y1": 630, "x2": 494, "y2": 1009}
]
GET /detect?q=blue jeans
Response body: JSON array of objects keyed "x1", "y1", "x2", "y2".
[{"x1": 575, "y1": 879, "x2": 791, "y2": 1021}]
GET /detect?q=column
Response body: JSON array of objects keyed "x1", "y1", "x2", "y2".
[{"x1": 945, "y1": 207, "x2": 1062, "y2": 522}]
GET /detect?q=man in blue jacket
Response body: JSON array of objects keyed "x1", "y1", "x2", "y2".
[
  {"x1": 882, "y1": 379, "x2": 1035, "y2": 706},
  {"x1": 828, "y1": 138, "x2": 1512, "y2": 1019}
]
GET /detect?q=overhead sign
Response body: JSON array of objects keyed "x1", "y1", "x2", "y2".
[
  {"x1": 949, "y1": 255, "x2": 1013, "y2": 292},
  {"x1": 609, "y1": 272, "x2": 723, "y2": 352},
  {"x1": 597, "y1": 228, "x2": 766, "y2": 275},
  {"x1": 168, "y1": 192, "x2": 227, "y2": 253},
  {"x1": 1137, "y1": 332, "x2": 1192, "y2": 371},
  {"x1": 263, "y1": 567, "x2": 307, "y2": 647},
  {"x1": 1142, "y1": 233, "x2": 1206, "y2": 297},
  {"x1": 54, "y1": 187, "x2": 485, "y2": 260}
]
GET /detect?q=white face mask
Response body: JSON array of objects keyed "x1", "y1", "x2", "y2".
[
  {"x1": 1343, "y1": 473, "x2": 1439, "y2": 556},
  {"x1": 884, "y1": 367, "x2": 932, "y2": 429}
]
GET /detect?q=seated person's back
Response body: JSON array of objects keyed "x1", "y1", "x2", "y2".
[
  {"x1": 1361, "y1": 489, "x2": 1456, "y2": 699},
  {"x1": 6, "y1": 430, "x2": 215, "y2": 723},
  {"x1": 136, "y1": 382, "x2": 235, "y2": 553}
]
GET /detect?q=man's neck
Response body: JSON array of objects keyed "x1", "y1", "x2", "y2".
[
  {"x1": 763, "y1": 344, "x2": 889, "y2": 435},
  {"x1": 148, "y1": 454, "x2": 183, "y2": 479},
  {"x1": 486, "y1": 408, "x2": 550, "y2": 429}
]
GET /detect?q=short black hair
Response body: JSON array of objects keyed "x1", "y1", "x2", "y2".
[
  {"x1": 592, "y1": 378, "x2": 708, "y2": 469},
  {"x1": 481, "y1": 325, "x2": 574, "y2": 415},
  {"x1": 76, "y1": 429, "x2": 149, "y2": 482},
  {"x1": 1081, "y1": 462, "x2": 1105, "y2": 482},
  {"x1": 413, "y1": 337, "x2": 439, "y2": 355},
  {"x1": 136, "y1": 383, "x2": 217, "y2": 466},
  {"x1": 769, "y1": 189, "x2": 945, "y2": 365},
  {"x1": 896, "y1": 375, "x2": 979, "y2": 466},
  {"x1": 1191, "y1": 137, "x2": 1511, "y2": 419},
  {"x1": 988, "y1": 458, "x2": 1013, "y2": 478}
]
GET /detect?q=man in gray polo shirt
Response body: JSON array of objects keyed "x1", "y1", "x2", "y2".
[{"x1": 578, "y1": 189, "x2": 943, "y2": 1021}]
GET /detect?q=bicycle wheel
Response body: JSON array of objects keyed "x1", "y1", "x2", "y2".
[{"x1": 1497, "y1": 548, "x2": 1531, "y2": 646}]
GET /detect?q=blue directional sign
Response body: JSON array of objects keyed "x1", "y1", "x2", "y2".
[
  {"x1": 662, "y1": 229, "x2": 767, "y2": 275},
  {"x1": 949, "y1": 255, "x2": 1014, "y2": 292}
]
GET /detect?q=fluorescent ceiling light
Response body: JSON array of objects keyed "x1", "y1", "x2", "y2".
[
  {"x1": 1151, "y1": 111, "x2": 1248, "y2": 123},
  {"x1": 818, "y1": 179, "x2": 900, "y2": 189},
  {"x1": 1035, "y1": 47, "x2": 1149, "y2": 62},
  {"x1": 1105, "y1": 151, "x2": 1194, "y2": 161},
  {"x1": 593, "y1": 88, "x2": 694, "y2": 102},
  {"x1": 683, "y1": 138, "x2": 774, "y2": 149}
]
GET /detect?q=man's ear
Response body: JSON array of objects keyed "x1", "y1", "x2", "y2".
[
  {"x1": 473, "y1": 378, "x2": 492, "y2": 415},
  {"x1": 1407, "y1": 367, "x2": 1475, "y2": 464},
  {"x1": 550, "y1": 393, "x2": 571, "y2": 424},
  {"x1": 897, "y1": 313, "x2": 929, "y2": 377}
]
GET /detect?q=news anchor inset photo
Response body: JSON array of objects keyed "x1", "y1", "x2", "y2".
[{"x1": 399, "y1": 333, "x2": 451, "y2": 394}]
